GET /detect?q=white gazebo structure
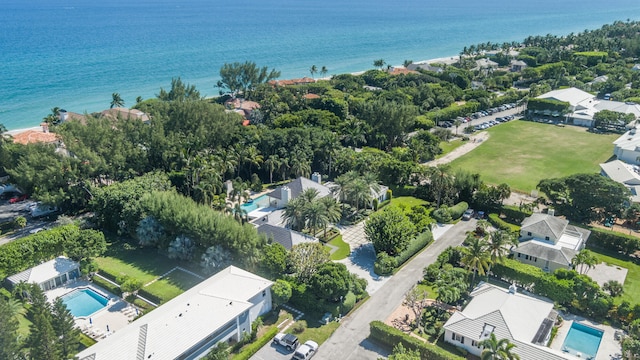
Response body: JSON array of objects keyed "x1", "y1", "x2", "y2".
[{"x1": 6, "y1": 256, "x2": 80, "y2": 291}]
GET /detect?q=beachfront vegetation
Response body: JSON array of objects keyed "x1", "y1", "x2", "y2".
[{"x1": 5, "y1": 19, "x2": 640, "y2": 359}]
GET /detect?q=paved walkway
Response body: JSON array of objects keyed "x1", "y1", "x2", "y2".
[{"x1": 424, "y1": 132, "x2": 489, "y2": 167}]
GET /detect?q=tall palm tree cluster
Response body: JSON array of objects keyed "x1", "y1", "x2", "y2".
[
  {"x1": 462, "y1": 229, "x2": 518, "y2": 286},
  {"x1": 332, "y1": 170, "x2": 381, "y2": 213},
  {"x1": 283, "y1": 188, "x2": 341, "y2": 237}
]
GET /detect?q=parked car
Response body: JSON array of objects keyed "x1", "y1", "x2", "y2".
[
  {"x1": 273, "y1": 333, "x2": 299, "y2": 351},
  {"x1": 462, "y1": 209, "x2": 475, "y2": 221},
  {"x1": 30, "y1": 203, "x2": 59, "y2": 218},
  {"x1": 9, "y1": 194, "x2": 28, "y2": 203},
  {"x1": 29, "y1": 227, "x2": 48, "y2": 234},
  {"x1": 293, "y1": 340, "x2": 319, "y2": 360}
]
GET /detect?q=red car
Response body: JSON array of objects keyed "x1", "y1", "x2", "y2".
[{"x1": 9, "y1": 194, "x2": 28, "y2": 203}]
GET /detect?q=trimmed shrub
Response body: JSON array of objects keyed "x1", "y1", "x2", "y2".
[
  {"x1": 234, "y1": 325, "x2": 279, "y2": 360},
  {"x1": 91, "y1": 276, "x2": 122, "y2": 297},
  {"x1": 448, "y1": 202, "x2": 469, "y2": 220},
  {"x1": 137, "y1": 288, "x2": 163, "y2": 305},
  {"x1": 501, "y1": 205, "x2": 531, "y2": 223},
  {"x1": 340, "y1": 291, "x2": 357, "y2": 314},
  {"x1": 369, "y1": 321, "x2": 464, "y2": 360},
  {"x1": 395, "y1": 231, "x2": 433, "y2": 267},
  {"x1": 488, "y1": 213, "x2": 521, "y2": 234},
  {"x1": 587, "y1": 227, "x2": 640, "y2": 255},
  {"x1": 374, "y1": 252, "x2": 397, "y2": 276}
]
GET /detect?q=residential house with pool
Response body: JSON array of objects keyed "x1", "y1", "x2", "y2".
[
  {"x1": 444, "y1": 282, "x2": 606, "y2": 360},
  {"x1": 76, "y1": 265, "x2": 273, "y2": 360}
]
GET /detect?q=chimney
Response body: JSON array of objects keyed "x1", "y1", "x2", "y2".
[
  {"x1": 311, "y1": 172, "x2": 321, "y2": 184},
  {"x1": 281, "y1": 186, "x2": 291, "y2": 206},
  {"x1": 40, "y1": 122, "x2": 49, "y2": 133},
  {"x1": 59, "y1": 109, "x2": 68, "y2": 123},
  {"x1": 508, "y1": 283, "x2": 517, "y2": 294},
  {"x1": 548, "y1": 208, "x2": 555, "y2": 216}
]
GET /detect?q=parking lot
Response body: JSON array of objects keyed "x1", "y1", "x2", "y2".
[
  {"x1": 436, "y1": 103, "x2": 524, "y2": 132},
  {"x1": 251, "y1": 338, "x2": 303, "y2": 360},
  {"x1": 0, "y1": 197, "x2": 53, "y2": 246}
]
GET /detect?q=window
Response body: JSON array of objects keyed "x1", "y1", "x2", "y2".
[
  {"x1": 524, "y1": 255, "x2": 529, "y2": 260},
  {"x1": 472, "y1": 340, "x2": 479, "y2": 347},
  {"x1": 454, "y1": 333, "x2": 464, "y2": 344},
  {"x1": 517, "y1": 253, "x2": 521, "y2": 258},
  {"x1": 545, "y1": 236, "x2": 550, "y2": 241},
  {"x1": 527, "y1": 232, "x2": 532, "y2": 236}
]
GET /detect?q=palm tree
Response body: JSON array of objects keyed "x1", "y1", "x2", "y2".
[
  {"x1": 135, "y1": 96, "x2": 143, "y2": 104},
  {"x1": 320, "y1": 66, "x2": 328, "y2": 78},
  {"x1": 320, "y1": 196, "x2": 341, "y2": 237},
  {"x1": 264, "y1": 155, "x2": 281, "y2": 184},
  {"x1": 299, "y1": 188, "x2": 320, "y2": 204},
  {"x1": 350, "y1": 178, "x2": 371, "y2": 211},
  {"x1": 479, "y1": 333, "x2": 520, "y2": 360},
  {"x1": 283, "y1": 197, "x2": 307, "y2": 232},
  {"x1": 462, "y1": 237, "x2": 491, "y2": 286},
  {"x1": 232, "y1": 203, "x2": 248, "y2": 224},
  {"x1": 310, "y1": 65, "x2": 318, "y2": 79},
  {"x1": 487, "y1": 230, "x2": 516, "y2": 273},
  {"x1": 571, "y1": 249, "x2": 599, "y2": 274},
  {"x1": 373, "y1": 59, "x2": 386, "y2": 70},
  {"x1": 110, "y1": 92, "x2": 124, "y2": 108},
  {"x1": 305, "y1": 200, "x2": 328, "y2": 236},
  {"x1": 427, "y1": 166, "x2": 454, "y2": 208}
]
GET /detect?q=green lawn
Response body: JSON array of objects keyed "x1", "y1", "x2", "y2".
[
  {"x1": 293, "y1": 320, "x2": 341, "y2": 345},
  {"x1": 328, "y1": 235, "x2": 350, "y2": 261},
  {"x1": 94, "y1": 245, "x2": 181, "y2": 284},
  {"x1": 448, "y1": 121, "x2": 617, "y2": 192},
  {"x1": 142, "y1": 269, "x2": 203, "y2": 303},
  {"x1": 390, "y1": 196, "x2": 429, "y2": 209},
  {"x1": 591, "y1": 249, "x2": 640, "y2": 305},
  {"x1": 437, "y1": 139, "x2": 465, "y2": 159}
]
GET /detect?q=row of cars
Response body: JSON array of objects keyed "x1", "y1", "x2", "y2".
[
  {"x1": 471, "y1": 102, "x2": 519, "y2": 119},
  {"x1": 273, "y1": 333, "x2": 318, "y2": 360},
  {"x1": 472, "y1": 114, "x2": 517, "y2": 131}
]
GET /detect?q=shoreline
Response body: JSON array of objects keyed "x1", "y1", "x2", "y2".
[{"x1": 3, "y1": 55, "x2": 461, "y2": 135}]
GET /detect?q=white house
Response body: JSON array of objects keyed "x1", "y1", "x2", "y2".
[
  {"x1": 613, "y1": 127, "x2": 640, "y2": 165},
  {"x1": 76, "y1": 266, "x2": 273, "y2": 360},
  {"x1": 600, "y1": 159, "x2": 640, "y2": 203},
  {"x1": 444, "y1": 283, "x2": 570, "y2": 360},
  {"x1": 266, "y1": 174, "x2": 333, "y2": 209},
  {"x1": 511, "y1": 213, "x2": 590, "y2": 272},
  {"x1": 6, "y1": 256, "x2": 80, "y2": 291}
]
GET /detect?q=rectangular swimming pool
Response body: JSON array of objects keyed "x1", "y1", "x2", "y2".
[
  {"x1": 61, "y1": 288, "x2": 109, "y2": 318},
  {"x1": 561, "y1": 322, "x2": 603, "y2": 359}
]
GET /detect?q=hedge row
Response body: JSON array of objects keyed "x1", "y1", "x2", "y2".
[
  {"x1": 91, "y1": 275, "x2": 122, "y2": 297},
  {"x1": 232, "y1": 325, "x2": 279, "y2": 360},
  {"x1": 97, "y1": 269, "x2": 119, "y2": 283},
  {"x1": 137, "y1": 288, "x2": 163, "y2": 305},
  {"x1": 587, "y1": 227, "x2": 640, "y2": 255},
  {"x1": 397, "y1": 231, "x2": 433, "y2": 266},
  {"x1": 488, "y1": 213, "x2": 521, "y2": 234},
  {"x1": 500, "y1": 205, "x2": 531, "y2": 223},
  {"x1": 369, "y1": 321, "x2": 465, "y2": 360},
  {"x1": 448, "y1": 202, "x2": 469, "y2": 220}
]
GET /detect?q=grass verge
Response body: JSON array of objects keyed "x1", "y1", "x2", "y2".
[{"x1": 328, "y1": 235, "x2": 350, "y2": 260}]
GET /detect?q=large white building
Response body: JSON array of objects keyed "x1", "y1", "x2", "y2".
[
  {"x1": 444, "y1": 283, "x2": 570, "y2": 360},
  {"x1": 6, "y1": 256, "x2": 80, "y2": 291},
  {"x1": 600, "y1": 159, "x2": 640, "y2": 203},
  {"x1": 76, "y1": 266, "x2": 273, "y2": 360},
  {"x1": 535, "y1": 87, "x2": 640, "y2": 127}
]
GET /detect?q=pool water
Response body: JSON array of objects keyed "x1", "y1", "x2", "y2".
[
  {"x1": 240, "y1": 194, "x2": 270, "y2": 213},
  {"x1": 562, "y1": 322, "x2": 603, "y2": 358},
  {"x1": 61, "y1": 288, "x2": 109, "y2": 318}
]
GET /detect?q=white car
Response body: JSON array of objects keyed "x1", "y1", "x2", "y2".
[{"x1": 292, "y1": 340, "x2": 318, "y2": 360}]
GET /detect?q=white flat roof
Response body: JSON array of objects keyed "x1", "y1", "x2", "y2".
[
  {"x1": 7, "y1": 256, "x2": 78, "y2": 285},
  {"x1": 77, "y1": 266, "x2": 272, "y2": 360}
]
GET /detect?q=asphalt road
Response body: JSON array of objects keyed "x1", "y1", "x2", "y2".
[{"x1": 314, "y1": 218, "x2": 478, "y2": 360}]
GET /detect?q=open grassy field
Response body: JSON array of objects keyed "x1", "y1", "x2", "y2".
[
  {"x1": 437, "y1": 139, "x2": 465, "y2": 159},
  {"x1": 143, "y1": 268, "x2": 203, "y2": 303},
  {"x1": 448, "y1": 121, "x2": 618, "y2": 192},
  {"x1": 94, "y1": 244, "x2": 182, "y2": 284}
]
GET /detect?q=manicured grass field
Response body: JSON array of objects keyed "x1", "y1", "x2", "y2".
[
  {"x1": 142, "y1": 269, "x2": 203, "y2": 303},
  {"x1": 94, "y1": 245, "x2": 181, "y2": 284},
  {"x1": 448, "y1": 121, "x2": 618, "y2": 192},
  {"x1": 328, "y1": 235, "x2": 350, "y2": 261},
  {"x1": 591, "y1": 249, "x2": 640, "y2": 305},
  {"x1": 437, "y1": 139, "x2": 465, "y2": 159},
  {"x1": 390, "y1": 196, "x2": 429, "y2": 209}
]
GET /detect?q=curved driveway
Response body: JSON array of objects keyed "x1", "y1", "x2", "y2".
[{"x1": 315, "y1": 218, "x2": 477, "y2": 360}]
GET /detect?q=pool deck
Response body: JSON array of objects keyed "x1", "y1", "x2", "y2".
[
  {"x1": 550, "y1": 314, "x2": 622, "y2": 360},
  {"x1": 46, "y1": 279, "x2": 140, "y2": 341}
]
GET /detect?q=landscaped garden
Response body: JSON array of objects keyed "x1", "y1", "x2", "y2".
[
  {"x1": 590, "y1": 248, "x2": 640, "y2": 305},
  {"x1": 449, "y1": 121, "x2": 618, "y2": 192}
]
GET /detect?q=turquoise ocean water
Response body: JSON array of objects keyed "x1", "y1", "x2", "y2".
[{"x1": 2, "y1": 0, "x2": 640, "y2": 130}]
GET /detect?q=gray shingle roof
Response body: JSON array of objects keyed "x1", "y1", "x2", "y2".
[
  {"x1": 267, "y1": 177, "x2": 331, "y2": 200},
  {"x1": 513, "y1": 240, "x2": 576, "y2": 266},
  {"x1": 257, "y1": 224, "x2": 316, "y2": 250},
  {"x1": 521, "y1": 213, "x2": 568, "y2": 241}
]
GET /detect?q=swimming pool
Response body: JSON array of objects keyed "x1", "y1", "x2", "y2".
[
  {"x1": 61, "y1": 288, "x2": 109, "y2": 318},
  {"x1": 240, "y1": 194, "x2": 270, "y2": 213},
  {"x1": 561, "y1": 322, "x2": 603, "y2": 358}
]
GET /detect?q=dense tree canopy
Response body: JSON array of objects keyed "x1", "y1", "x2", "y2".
[{"x1": 365, "y1": 206, "x2": 416, "y2": 256}]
